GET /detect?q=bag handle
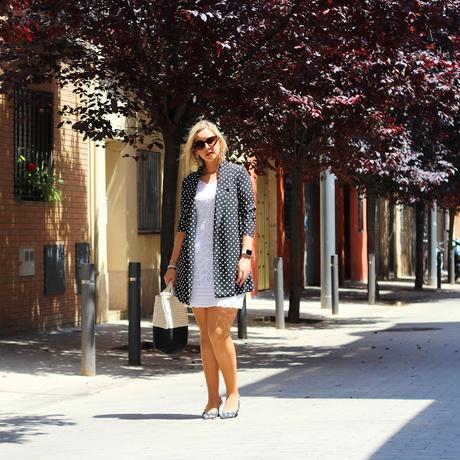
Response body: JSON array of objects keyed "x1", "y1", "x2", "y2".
[{"x1": 161, "y1": 282, "x2": 175, "y2": 295}]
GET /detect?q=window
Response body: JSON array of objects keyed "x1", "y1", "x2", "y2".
[
  {"x1": 137, "y1": 150, "x2": 161, "y2": 233},
  {"x1": 14, "y1": 89, "x2": 53, "y2": 201}
]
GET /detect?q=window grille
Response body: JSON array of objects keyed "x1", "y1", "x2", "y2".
[
  {"x1": 14, "y1": 89, "x2": 54, "y2": 201},
  {"x1": 137, "y1": 150, "x2": 161, "y2": 233}
]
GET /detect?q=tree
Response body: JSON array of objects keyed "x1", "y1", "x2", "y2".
[
  {"x1": 219, "y1": 0, "x2": 460, "y2": 312},
  {"x1": 0, "y1": 0, "x2": 308, "y2": 281},
  {"x1": 2, "y1": 1, "x2": 459, "y2": 314}
]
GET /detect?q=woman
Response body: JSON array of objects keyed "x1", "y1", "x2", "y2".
[{"x1": 164, "y1": 120, "x2": 256, "y2": 420}]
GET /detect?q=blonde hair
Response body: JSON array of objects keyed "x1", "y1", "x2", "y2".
[{"x1": 181, "y1": 120, "x2": 228, "y2": 174}]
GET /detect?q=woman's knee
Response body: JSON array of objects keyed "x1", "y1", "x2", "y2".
[
  {"x1": 207, "y1": 324, "x2": 230, "y2": 346},
  {"x1": 200, "y1": 329, "x2": 213, "y2": 348}
]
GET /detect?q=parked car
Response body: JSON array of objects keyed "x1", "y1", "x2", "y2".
[{"x1": 422, "y1": 239, "x2": 460, "y2": 280}]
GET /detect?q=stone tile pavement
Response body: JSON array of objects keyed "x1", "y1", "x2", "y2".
[{"x1": 1, "y1": 280, "x2": 460, "y2": 459}]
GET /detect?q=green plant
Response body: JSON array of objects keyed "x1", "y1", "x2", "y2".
[{"x1": 17, "y1": 155, "x2": 64, "y2": 202}]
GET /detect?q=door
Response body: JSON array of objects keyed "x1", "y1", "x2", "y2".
[{"x1": 256, "y1": 175, "x2": 270, "y2": 290}]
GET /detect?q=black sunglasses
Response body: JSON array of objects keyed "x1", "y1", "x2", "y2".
[{"x1": 193, "y1": 136, "x2": 218, "y2": 150}]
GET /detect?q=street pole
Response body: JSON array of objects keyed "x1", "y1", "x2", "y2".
[
  {"x1": 80, "y1": 263, "x2": 96, "y2": 376},
  {"x1": 320, "y1": 168, "x2": 336, "y2": 308},
  {"x1": 449, "y1": 247, "x2": 455, "y2": 284},
  {"x1": 274, "y1": 257, "x2": 285, "y2": 329},
  {"x1": 368, "y1": 254, "x2": 376, "y2": 304},
  {"x1": 447, "y1": 208, "x2": 456, "y2": 284},
  {"x1": 437, "y1": 252, "x2": 442, "y2": 289},
  {"x1": 428, "y1": 201, "x2": 437, "y2": 287},
  {"x1": 331, "y1": 254, "x2": 339, "y2": 315}
]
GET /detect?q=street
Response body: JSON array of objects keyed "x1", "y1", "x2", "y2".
[{"x1": 1, "y1": 281, "x2": 460, "y2": 460}]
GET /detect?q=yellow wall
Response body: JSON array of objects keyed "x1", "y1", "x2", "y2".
[
  {"x1": 105, "y1": 139, "x2": 162, "y2": 316},
  {"x1": 267, "y1": 168, "x2": 278, "y2": 290}
]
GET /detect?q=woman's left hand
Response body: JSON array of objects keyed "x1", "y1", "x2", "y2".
[{"x1": 236, "y1": 257, "x2": 252, "y2": 287}]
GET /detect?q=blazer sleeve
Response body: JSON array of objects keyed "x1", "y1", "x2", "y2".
[
  {"x1": 237, "y1": 165, "x2": 256, "y2": 237},
  {"x1": 177, "y1": 177, "x2": 189, "y2": 233}
]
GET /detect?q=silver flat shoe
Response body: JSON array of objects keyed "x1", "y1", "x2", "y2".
[
  {"x1": 202, "y1": 400, "x2": 222, "y2": 420},
  {"x1": 219, "y1": 397, "x2": 240, "y2": 419}
]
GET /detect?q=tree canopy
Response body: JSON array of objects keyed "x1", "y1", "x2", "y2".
[
  {"x1": 218, "y1": 1, "x2": 460, "y2": 203},
  {"x1": 1, "y1": 0, "x2": 459, "y2": 297},
  {"x1": 0, "y1": 0, "x2": 313, "y2": 277}
]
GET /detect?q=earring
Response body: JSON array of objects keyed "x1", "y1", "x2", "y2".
[{"x1": 191, "y1": 155, "x2": 199, "y2": 172}]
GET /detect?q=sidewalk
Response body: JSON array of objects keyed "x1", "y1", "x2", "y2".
[{"x1": 1, "y1": 280, "x2": 460, "y2": 459}]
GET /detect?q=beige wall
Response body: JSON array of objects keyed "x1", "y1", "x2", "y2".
[{"x1": 105, "y1": 140, "x2": 162, "y2": 317}]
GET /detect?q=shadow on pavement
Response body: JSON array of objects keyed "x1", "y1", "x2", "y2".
[
  {"x1": 94, "y1": 413, "x2": 201, "y2": 420},
  {"x1": 255, "y1": 280, "x2": 460, "y2": 305},
  {"x1": 0, "y1": 315, "x2": 386, "y2": 378},
  {"x1": 240, "y1": 321, "x2": 459, "y2": 398},
  {"x1": 0, "y1": 323, "x2": 202, "y2": 379},
  {"x1": 0, "y1": 414, "x2": 75, "y2": 444},
  {"x1": 239, "y1": 321, "x2": 460, "y2": 459},
  {"x1": 2, "y1": 315, "x2": 460, "y2": 455}
]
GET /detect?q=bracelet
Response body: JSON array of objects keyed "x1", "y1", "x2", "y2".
[{"x1": 167, "y1": 264, "x2": 177, "y2": 270}]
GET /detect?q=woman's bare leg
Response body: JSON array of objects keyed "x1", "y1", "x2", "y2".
[
  {"x1": 206, "y1": 307, "x2": 239, "y2": 411},
  {"x1": 192, "y1": 308, "x2": 221, "y2": 411}
]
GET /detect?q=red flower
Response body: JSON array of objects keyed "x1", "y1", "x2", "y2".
[{"x1": 26, "y1": 162, "x2": 37, "y2": 172}]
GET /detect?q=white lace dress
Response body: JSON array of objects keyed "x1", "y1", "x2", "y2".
[{"x1": 190, "y1": 180, "x2": 245, "y2": 309}]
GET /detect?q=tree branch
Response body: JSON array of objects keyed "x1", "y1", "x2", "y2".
[{"x1": 232, "y1": 0, "x2": 301, "y2": 76}]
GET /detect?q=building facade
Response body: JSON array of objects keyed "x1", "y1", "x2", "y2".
[{"x1": 0, "y1": 83, "x2": 90, "y2": 334}]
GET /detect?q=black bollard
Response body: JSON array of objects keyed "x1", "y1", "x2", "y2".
[
  {"x1": 128, "y1": 262, "x2": 141, "y2": 365},
  {"x1": 237, "y1": 296, "x2": 247, "y2": 339},
  {"x1": 80, "y1": 264, "x2": 96, "y2": 376},
  {"x1": 437, "y1": 252, "x2": 442, "y2": 290},
  {"x1": 331, "y1": 255, "x2": 339, "y2": 315}
]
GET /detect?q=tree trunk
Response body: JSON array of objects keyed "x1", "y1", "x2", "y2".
[
  {"x1": 160, "y1": 122, "x2": 187, "y2": 289},
  {"x1": 287, "y1": 169, "x2": 303, "y2": 322},
  {"x1": 366, "y1": 190, "x2": 378, "y2": 303},
  {"x1": 414, "y1": 200, "x2": 425, "y2": 290}
]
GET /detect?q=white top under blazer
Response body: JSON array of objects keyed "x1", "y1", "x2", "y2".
[{"x1": 190, "y1": 179, "x2": 245, "y2": 308}]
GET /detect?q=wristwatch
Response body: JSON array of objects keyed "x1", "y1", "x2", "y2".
[{"x1": 241, "y1": 248, "x2": 253, "y2": 259}]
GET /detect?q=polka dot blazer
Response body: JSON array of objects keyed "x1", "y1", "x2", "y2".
[{"x1": 175, "y1": 161, "x2": 256, "y2": 306}]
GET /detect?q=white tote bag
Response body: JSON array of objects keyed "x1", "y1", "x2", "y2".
[{"x1": 152, "y1": 283, "x2": 188, "y2": 354}]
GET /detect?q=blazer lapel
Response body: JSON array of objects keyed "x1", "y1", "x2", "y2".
[
  {"x1": 214, "y1": 162, "x2": 230, "y2": 228},
  {"x1": 189, "y1": 171, "x2": 200, "y2": 230}
]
